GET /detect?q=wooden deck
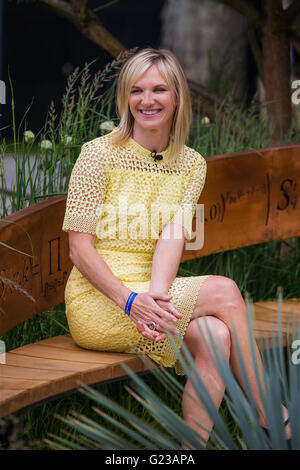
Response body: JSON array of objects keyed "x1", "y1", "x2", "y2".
[{"x1": 1, "y1": 299, "x2": 299, "y2": 418}]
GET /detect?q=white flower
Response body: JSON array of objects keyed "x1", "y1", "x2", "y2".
[
  {"x1": 40, "y1": 139, "x2": 52, "y2": 150},
  {"x1": 201, "y1": 116, "x2": 210, "y2": 125},
  {"x1": 24, "y1": 130, "x2": 35, "y2": 143},
  {"x1": 62, "y1": 135, "x2": 72, "y2": 146},
  {"x1": 100, "y1": 120, "x2": 116, "y2": 134}
]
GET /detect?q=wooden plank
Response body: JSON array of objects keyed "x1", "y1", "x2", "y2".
[
  {"x1": 0, "y1": 377, "x2": 48, "y2": 390},
  {"x1": 0, "y1": 350, "x2": 147, "y2": 418},
  {"x1": 254, "y1": 301, "x2": 300, "y2": 315},
  {"x1": 253, "y1": 301, "x2": 300, "y2": 327},
  {"x1": 10, "y1": 343, "x2": 142, "y2": 365},
  {"x1": 0, "y1": 390, "x2": 25, "y2": 401},
  {"x1": 0, "y1": 336, "x2": 149, "y2": 417},
  {"x1": 252, "y1": 300, "x2": 300, "y2": 349},
  {"x1": 4, "y1": 352, "x2": 108, "y2": 372},
  {"x1": 37, "y1": 335, "x2": 142, "y2": 360},
  {"x1": 0, "y1": 363, "x2": 113, "y2": 418},
  {"x1": 0, "y1": 364, "x2": 78, "y2": 380},
  {"x1": 37, "y1": 335, "x2": 150, "y2": 370}
]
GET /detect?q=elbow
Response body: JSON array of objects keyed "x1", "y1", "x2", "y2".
[
  {"x1": 69, "y1": 248, "x2": 76, "y2": 262},
  {"x1": 68, "y1": 231, "x2": 95, "y2": 262},
  {"x1": 69, "y1": 247, "x2": 79, "y2": 265}
]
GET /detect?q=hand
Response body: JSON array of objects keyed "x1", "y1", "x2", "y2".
[
  {"x1": 129, "y1": 291, "x2": 182, "y2": 341},
  {"x1": 153, "y1": 298, "x2": 182, "y2": 341}
]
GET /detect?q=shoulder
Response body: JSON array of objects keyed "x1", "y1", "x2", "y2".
[
  {"x1": 81, "y1": 133, "x2": 112, "y2": 154},
  {"x1": 76, "y1": 133, "x2": 117, "y2": 168},
  {"x1": 182, "y1": 144, "x2": 207, "y2": 170}
]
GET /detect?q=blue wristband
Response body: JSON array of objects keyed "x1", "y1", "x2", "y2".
[{"x1": 125, "y1": 292, "x2": 138, "y2": 316}]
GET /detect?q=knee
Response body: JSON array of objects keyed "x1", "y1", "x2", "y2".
[
  {"x1": 185, "y1": 316, "x2": 231, "y2": 360},
  {"x1": 194, "y1": 275, "x2": 245, "y2": 319},
  {"x1": 215, "y1": 276, "x2": 242, "y2": 301},
  {"x1": 211, "y1": 276, "x2": 245, "y2": 314}
]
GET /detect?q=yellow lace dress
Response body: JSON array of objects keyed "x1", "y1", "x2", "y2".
[{"x1": 62, "y1": 132, "x2": 211, "y2": 375}]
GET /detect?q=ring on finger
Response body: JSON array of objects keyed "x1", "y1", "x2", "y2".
[{"x1": 148, "y1": 321, "x2": 158, "y2": 331}]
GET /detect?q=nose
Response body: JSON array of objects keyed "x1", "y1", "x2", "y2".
[{"x1": 141, "y1": 90, "x2": 155, "y2": 107}]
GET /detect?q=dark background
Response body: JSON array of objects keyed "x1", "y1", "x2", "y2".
[{"x1": 1, "y1": 0, "x2": 166, "y2": 137}]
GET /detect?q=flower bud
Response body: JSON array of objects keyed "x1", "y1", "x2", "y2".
[
  {"x1": 62, "y1": 135, "x2": 72, "y2": 146},
  {"x1": 24, "y1": 130, "x2": 35, "y2": 143},
  {"x1": 201, "y1": 116, "x2": 210, "y2": 125},
  {"x1": 40, "y1": 139, "x2": 52, "y2": 150},
  {"x1": 100, "y1": 120, "x2": 116, "y2": 135}
]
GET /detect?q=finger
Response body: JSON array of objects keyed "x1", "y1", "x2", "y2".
[
  {"x1": 138, "y1": 321, "x2": 159, "y2": 340},
  {"x1": 131, "y1": 304, "x2": 176, "y2": 331},
  {"x1": 156, "y1": 305, "x2": 181, "y2": 326},
  {"x1": 157, "y1": 301, "x2": 182, "y2": 320},
  {"x1": 134, "y1": 314, "x2": 164, "y2": 335},
  {"x1": 155, "y1": 333, "x2": 167, "y2": 341},
  {"x1": 170, "y1": 305, "x2": 183, "y2": 319},
  {"x1": 155, "y1": 315, "x2": 180, "y2": 335}
]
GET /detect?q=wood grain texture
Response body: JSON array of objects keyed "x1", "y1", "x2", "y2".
[{"x1": 0, "y1": 334, "x2": 149, "y2": 417}]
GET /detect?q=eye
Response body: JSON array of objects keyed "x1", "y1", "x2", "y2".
[
  {"x1": 131, "y1": 89, "x2": 141, "y2": 94},
  {"x1": 155, "y1": 88, "x2": 167, "y2": 92}
]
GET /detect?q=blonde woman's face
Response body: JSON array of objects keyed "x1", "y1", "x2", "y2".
[{"x1": 128, "y1": 65, "x2": 176, "y2": 132}]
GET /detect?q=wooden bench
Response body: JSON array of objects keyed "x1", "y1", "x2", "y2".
[{"x1": 1, "y1": 143, "x2": 300, "y2": 419}]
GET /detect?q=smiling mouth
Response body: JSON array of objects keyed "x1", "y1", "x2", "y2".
[{"x1": 139, "y1": 109, "x2": 162, "y2": 117}]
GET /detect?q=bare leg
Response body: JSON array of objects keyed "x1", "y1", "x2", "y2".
[
  {"x1": 181, "y1": 316, "x2": 231, "y2": 449},
  {"x1": 192, "y1": 275, "x2": 291, "y2": 439}
]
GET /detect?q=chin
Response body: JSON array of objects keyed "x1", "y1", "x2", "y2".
[{"x1": 137, "y1": 118, "x2": 166, "y2": 130}]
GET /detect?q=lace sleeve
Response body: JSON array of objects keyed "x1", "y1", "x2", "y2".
[
  {"x1": 168, "y1": 155, "x2": 207, "y2": 241},
  {"x1": 62, "y1": 142, "x2": 107, "y2": 235}
]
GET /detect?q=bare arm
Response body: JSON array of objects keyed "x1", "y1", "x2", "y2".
[
  {"x1": 149, "y1": 223, "x2": 186, "y2": 294},
  {"x1": 68, "y1": 231, "x2": 132, "y2": 310}
]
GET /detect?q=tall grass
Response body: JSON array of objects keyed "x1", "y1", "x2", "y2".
[{"x1": 0, "y1": 55, "x2": 300, "y2": 449}]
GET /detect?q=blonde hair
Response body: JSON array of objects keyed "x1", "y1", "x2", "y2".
[{"x1": 110, "y1": 48, "x2": 192, "y2": 164}]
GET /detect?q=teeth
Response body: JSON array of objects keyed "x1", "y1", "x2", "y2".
[{"x1": 141, "y1": 110, "x2": 160, "y2": 115}]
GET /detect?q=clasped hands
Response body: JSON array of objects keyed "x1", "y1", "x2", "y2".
[{"x1": 129, "y1": 291, "x2": 182, "y2": 341}]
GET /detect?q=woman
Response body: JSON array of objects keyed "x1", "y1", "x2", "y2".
[{"x1": 62, "y1": 48, "x2": 291, "y2": 448}]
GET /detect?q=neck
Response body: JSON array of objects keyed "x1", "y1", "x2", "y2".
[{"x1": 132, "y1": 124, "x2": 170, "y2": 153}]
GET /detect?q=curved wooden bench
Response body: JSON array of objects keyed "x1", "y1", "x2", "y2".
[{"x1": 1, "y1": 143, "x2": 300, "y2": 418}]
